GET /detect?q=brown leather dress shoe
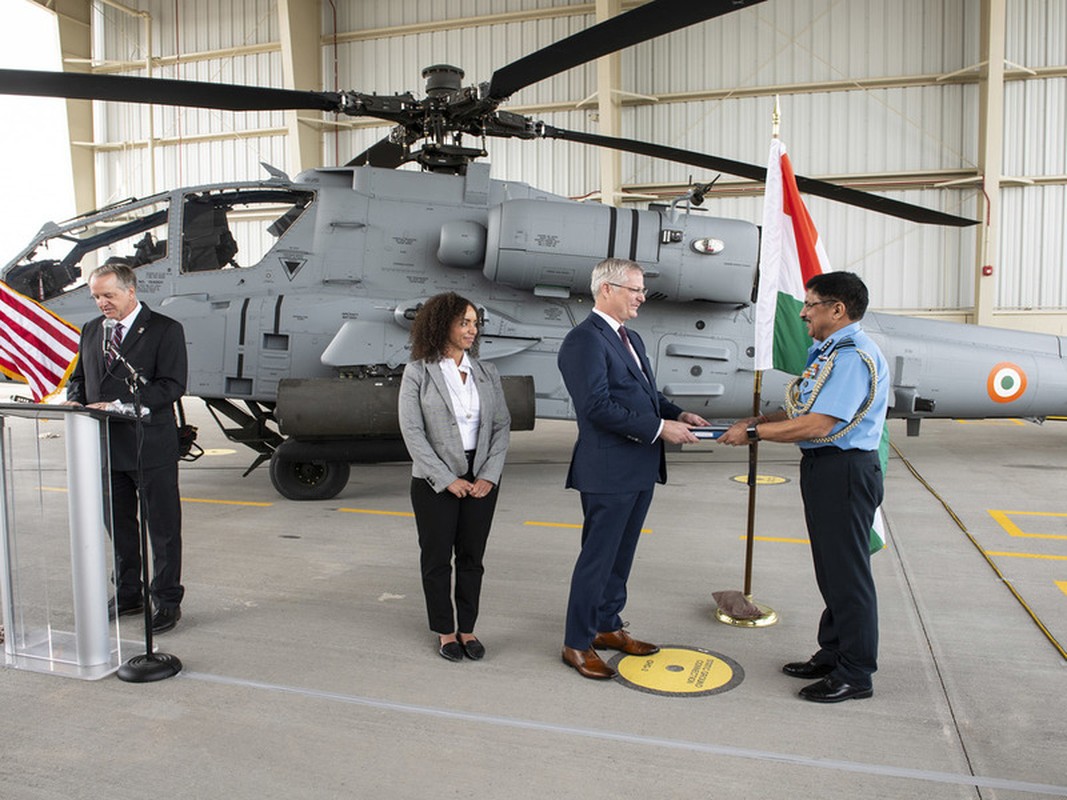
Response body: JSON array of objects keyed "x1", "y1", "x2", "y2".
[
  {"x1": 561, "y1": 646, "x2": 616, "y2": 680},
  {"x1": 592, "y1": 628, "x2": 659, "y2": 656}
]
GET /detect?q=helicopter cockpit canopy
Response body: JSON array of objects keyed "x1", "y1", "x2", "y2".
[{"x1": 4, "y1": 186, "x2": 314, "y2": 302}]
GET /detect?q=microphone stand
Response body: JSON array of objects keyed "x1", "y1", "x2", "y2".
[{"x1": 114, "y1": 360, "x2": 182, "y2": 682}]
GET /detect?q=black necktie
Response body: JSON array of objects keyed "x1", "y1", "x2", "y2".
[{"x1": 105, "y1": 323, "x2": 123, "y2": 368}]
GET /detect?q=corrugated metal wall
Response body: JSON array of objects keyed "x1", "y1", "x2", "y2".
[{"x1": 87, "y1": 0, "x2": 1066, "y2": 319}]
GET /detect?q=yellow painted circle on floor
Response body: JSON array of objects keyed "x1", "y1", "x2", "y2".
[
  {"x1": 202, "y1": 448, "x2": 237, "y2": 456},
  {"x1": 730, "y1": 474, "x2": 789, "y2": 485},
  {"x1": 609, "y1": 646, "x2": 744, "y2": 697}
]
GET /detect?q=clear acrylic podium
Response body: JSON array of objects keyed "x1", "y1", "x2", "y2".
[{"x1": 0, "y1": 403, "x2": 125, "y2": 679}]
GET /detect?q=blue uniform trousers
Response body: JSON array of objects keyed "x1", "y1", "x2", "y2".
[{"x1": 799, "y1": 447, "x2": 882, "y2": 688}]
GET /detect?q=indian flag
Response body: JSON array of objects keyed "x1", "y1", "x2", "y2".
[
  {"x1": 753, "y1": 137, "x2": 830, "y2": 374},
  {"x1": 753, "y1": 137, "x2": 886, "y2": 553}
]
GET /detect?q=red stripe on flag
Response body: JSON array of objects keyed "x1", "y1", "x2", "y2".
[
  {"x1": 779, "y1": 152, "x2": 824, "y2": 282},
  {"x1": 0, "y1": 281, "x2": 81, "y2": 402}
]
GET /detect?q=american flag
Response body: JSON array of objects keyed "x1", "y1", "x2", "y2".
[{"x1": 0, "y1": 281, "x2": 80, "y2": 402}]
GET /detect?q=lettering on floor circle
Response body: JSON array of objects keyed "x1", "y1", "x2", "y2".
[
  {"x1": 730, "y1": 474, "x2": 789, "y2": 485},
  {"x1": 609, "y1": 646, "x2": 744, "y2": 697}
]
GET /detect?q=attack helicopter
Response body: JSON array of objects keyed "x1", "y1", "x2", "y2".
[{"x1": 3, "y1": 0, "x2": 1067, "y2": 501}]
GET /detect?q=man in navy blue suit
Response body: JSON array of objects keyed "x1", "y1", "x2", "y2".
[{"x1": 557, "y1": 258, "x2": 709, "y2": 679}]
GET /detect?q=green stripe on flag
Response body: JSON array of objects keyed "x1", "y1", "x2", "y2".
[
  {"x1": 772, "y1": 292, "x2": 811, "y2": 375},
  {"x1": 870, "y1": 424, "x2": 890, "y2": 554}
]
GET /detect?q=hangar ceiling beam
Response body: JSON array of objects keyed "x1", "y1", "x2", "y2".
[
  {"x1": 975, "y1": 0, "x2": 1006, "y2": 327},
  {"x1": 35, "y1": 0, "x2": 95, "y2": 215},
  {"x1": 278, "y1": 0, "x2": 323, "y2": 173},
  {"x1": 596, "y1": 0, "x2": 623, "y2": 206}
]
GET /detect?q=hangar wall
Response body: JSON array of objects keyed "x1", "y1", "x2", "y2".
[{"x1": 82, "y1": 0, "x2": 1066, "y2": 329}]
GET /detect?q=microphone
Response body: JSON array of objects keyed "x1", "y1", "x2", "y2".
[{"x1": 102, "y1": 318, "x2": 116, "y2": 355}]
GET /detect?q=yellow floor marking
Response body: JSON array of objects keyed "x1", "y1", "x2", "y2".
[
  {"x1": 1056, "y1": 581, "x2": 1067, "y2": 596},
  {"x1": 337, "y1": 508, "x2": 414, "y2": 517},
  {"x1": 39, "y1": 486, "x2": 272, "y2": 507},
  {"x1": 740, "y1": 535, "x2": 809, "y2": 544},
  {"x1": 984, "y1": 551, "x2": 1067, "y2": 561},
  {"x1": 183, "y1": 497, "x2": 273, "y2": 507},
  {"x1": 956, "y1": 418, "x2": 1026, "y2": 426},
  {"x1": 988, "y1": 509, "x2": 1067, "y2": 540},
  {"x1": 524, "y1": 521, "x2": 652, "y2": 533}
]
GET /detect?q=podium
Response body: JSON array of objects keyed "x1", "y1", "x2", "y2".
[{"x1": 0, "y1": 403, "x2": 125, "y2": 680}]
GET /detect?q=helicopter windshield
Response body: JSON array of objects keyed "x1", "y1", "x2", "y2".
[
  {"x1": 180, "y1": 188, "x2": 313, "y2": 273},
  {"x1": 4, "y1": 199, "x2": 170, "y2": 302}
]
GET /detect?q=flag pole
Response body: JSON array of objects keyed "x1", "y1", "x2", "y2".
[{"x1": 714, "y1": 97, "x2": 781, "y2": 628}]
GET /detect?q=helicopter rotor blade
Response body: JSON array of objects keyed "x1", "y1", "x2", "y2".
[
  {"x1": 0, "y1": 68, "x2": 342, "y2": 113},
  {"x1": 487, "y1": 0, "x2": 765, "y2": 102},
  {"x1": 534, "y1": 126, "x2": 978, "y2": 227},
  {"x1": 345, "y1": 137, "x2": 408, "y2": 168}
]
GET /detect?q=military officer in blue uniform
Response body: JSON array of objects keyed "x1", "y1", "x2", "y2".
[{"x1": 721, "y1": 271, "x2": 889, "y2": 702}]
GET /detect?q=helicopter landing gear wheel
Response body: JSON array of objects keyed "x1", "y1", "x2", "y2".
[{"x1": 268, "y1": 452, "x2": 351, "y2": 501}]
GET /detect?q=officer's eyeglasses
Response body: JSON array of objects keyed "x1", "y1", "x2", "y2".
[{"x1": 802, "y1": 299, "x2": 837, "y2": 310}]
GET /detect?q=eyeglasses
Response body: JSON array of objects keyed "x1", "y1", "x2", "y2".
[
  {"x1": 802, "y1": 299, "x2": 837, "y2": 310},
  {"x1": 608, "y1": 282, "x2": 647, "y2": 298}
]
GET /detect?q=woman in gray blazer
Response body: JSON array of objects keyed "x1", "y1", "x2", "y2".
[{"x1": 398, "y1": 293, "x2": 511, "y2": 662}]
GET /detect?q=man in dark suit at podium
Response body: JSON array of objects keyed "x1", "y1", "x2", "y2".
[{"x1": 66, "y1": 263, "x2": 188, "y2": 633}]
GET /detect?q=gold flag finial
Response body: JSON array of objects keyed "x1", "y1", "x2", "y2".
[{"x1": 772, "y1": 94, "x2": 780, "y2": 139}]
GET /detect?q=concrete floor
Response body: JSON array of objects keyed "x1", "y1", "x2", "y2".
[{"x1": 1, "y1": 393, "x2": 1065, "y2": 799}]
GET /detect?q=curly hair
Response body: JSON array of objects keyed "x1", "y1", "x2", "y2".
[{"x1": 409, "y1": 292, "x2": 479, "y2": 362}]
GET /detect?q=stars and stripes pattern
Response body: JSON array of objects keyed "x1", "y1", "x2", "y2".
[{"x1": 0, "y1": 281, "x2": 80, "y2": 402}]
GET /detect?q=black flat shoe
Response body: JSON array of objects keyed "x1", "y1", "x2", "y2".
[
  {"x1": 460, "y1": 638, "x2": 485, "y2": 660},
  {"x1": 798, "y1": 676, "x2": 873, "y2": 703},
  {"x1": 782, "y1": 657, "x2": 835, "y2": 680},
  {"x1": 438, "y1": 641, "x2": 464, "y2": 662}
]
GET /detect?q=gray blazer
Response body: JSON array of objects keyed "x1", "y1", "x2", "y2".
[{"x1": 398, "y1": 357, "x2": 511, "y2": 493}]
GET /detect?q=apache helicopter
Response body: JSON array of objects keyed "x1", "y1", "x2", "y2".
[{"x1": 3, "y1": 0, "x2": 1067, "y2": 500}]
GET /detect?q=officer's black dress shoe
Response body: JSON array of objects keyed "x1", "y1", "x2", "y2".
[
  {"x1": 151, "y1": 606, "x2": 181, "y2": 633},
  {"x1": 438, "y1": 641, "x2": 464, "y2": 662},
  {"x1": 782, "y1": 657, "x2": 835, "y2": 679},
  {"x1": 798, "y1": 676, "x2": 873, "y2": 703},
  {"x1": 108, "y1": 600, "x2": 144, "y2": 621}
]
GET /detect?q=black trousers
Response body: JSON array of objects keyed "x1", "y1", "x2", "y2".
[
  {"x1": 410, "y1": 468, "x2": 499, "y2": 635},
  {"x1": 111, "y1": 461, "x2": 184, "y2": 609},
  {"x1": 799, "y1": 447, "x2": 882, "y2": 688}
]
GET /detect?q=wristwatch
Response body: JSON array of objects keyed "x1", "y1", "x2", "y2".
[{"x1": 746, "y1": 423, "x2": 760, "y2": 442}]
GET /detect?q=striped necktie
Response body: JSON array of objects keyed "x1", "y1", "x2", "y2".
[{"x1": 105, "y1": 323, "x2": 123, "y2": 368}]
